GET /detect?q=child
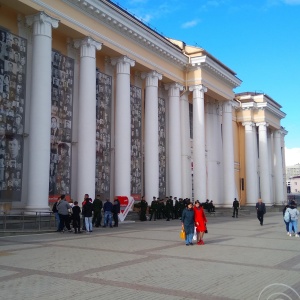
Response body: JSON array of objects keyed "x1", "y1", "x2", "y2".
[
  {"x1": 287, "y1": 202, "x2": 299, "y2": 237},
  {"x1": 72, "y1": 201, "x2": 81, "y2": 234}
]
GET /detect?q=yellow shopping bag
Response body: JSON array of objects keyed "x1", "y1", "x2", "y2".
[{"x1": 180, "y1": 229, "x2": 185, "y2": 240}]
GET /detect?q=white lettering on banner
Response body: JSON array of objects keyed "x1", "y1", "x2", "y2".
[{"x1": 117, "y1": 196, "x2": 134, "y2": 222}]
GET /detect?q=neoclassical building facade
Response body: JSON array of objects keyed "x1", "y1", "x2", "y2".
[{"x1": 0, "y1": 0, "x2": 287, "y2": 211}]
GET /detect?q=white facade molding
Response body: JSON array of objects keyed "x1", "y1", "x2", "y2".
[
  {"x1": 64, "y1": 0, "x2": 187, "y2": 67},
  {"x1": 256, "y1": 102, "x2": 286, "y2": 119},
  {"x1": 190, "y1": 55, "x2": 241, "y2": 88}
]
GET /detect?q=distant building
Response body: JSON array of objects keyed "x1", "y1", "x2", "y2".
[
  {"x1": 286, "y1": 164, "x2": 300, "y2": 179},
  {"x1": 289, "y1": 176, "x2": 300, "y2": 193}
]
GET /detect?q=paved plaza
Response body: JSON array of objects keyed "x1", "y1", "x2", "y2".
[{"x1": 0, "y1": 212, "x2": 300, "y2": 300}]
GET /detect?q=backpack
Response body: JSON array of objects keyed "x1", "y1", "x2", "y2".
[{"x1": 284, "y1": 209, "x2": 291, "y2": 223}]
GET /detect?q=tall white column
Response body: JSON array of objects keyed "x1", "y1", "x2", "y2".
[
  {"x1": 111, "y1": 56, "x2": 135, "y2": 197},
  {"x1": 189, "y1": 85, "x2": 207, "y2": 201},
  {"x1": 257, "y1": 122, "x2": 271, "y2": 204},
  {"x1": 274, "y1": 130, "x2": 284, "y2": 205},
  {"x1": 74, "y1": 37, "x2": 102, "y2": 202},
  {"x1": 206, "y1": 101, "x2": 222, "y2": 205},
  {"x1": 165, "y1": 83, "x2": 183, "y2": 198},
  {"x1": 180, "y1": 92, "x2": 192, "y2": 199},
  {"x1": 25, "y1": 12, "x2": 59, "y2": 211},
  {"x1": 242, "y1": 122, "x2": 257, "y2": 205},
  {"x1": 142, "y1": 71, "x2": 162, "y2": 204},
  {"x1": 222, "y1": 101, "x2": 235, "y2": 207}
]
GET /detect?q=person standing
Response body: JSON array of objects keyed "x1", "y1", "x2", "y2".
[
  {"x1": 255, "y1": 198, "x2": 266, "y2": 226},
  {"x1": 165, "y1": 196, "x2": 173, "y2": 221},
  {"x1": 181, "y1": 201, "x2": 195, "y2": 246},
  {"x1": 52, "y1": 197, "x2": 61, "y2": 231},
  {"x1": 194, "y1": 200, "x2": 207, "y2": 245},
  {"x1": 140, "y1": 196, "x2": 147, "y2": 221},
  {"x1": 232, "y1": 198, "x2": 239, "y2": 218},
  {"x1": 56, "y1": 194, "x2": 72, "y2": 232},
  {"x1": 286, "y1": 202, "x2": 299, "y2": 237},
  {"x1": 103, "y1": 199, "x2": 113, "y2": 228},
  {"x1": 81, "y1": 194, "x2": 89, "y2": 231},
  {"x1": 92, "y1": 195, "x2": 103, "y2": 227},
  {"x1": 72, "y1": 201, "x2": 81, "y2": 234},
  {"x1": 149, "y1": 197, "x2": 158, "y2": 221},
  {"x1": 82, "y1": 197, "x2": 93, "y2": 233},
  {"x1": 112, "y1": 199, "x2": 120, "y2": 227}
]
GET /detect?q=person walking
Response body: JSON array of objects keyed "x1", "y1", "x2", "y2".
[
  {"x1": 181, "y1": 201, "x2": 195, "y2": 246},
  {"x1": 193, "y1": 200, "x2": 207, "y2": 245},
  {"x1": 255, "y1": 198, "x2": 266, "y2": 226},
  {"x1": 286, "y1": 202, "x2": 299, "y2": 237},
  {"x1": 149, "y1": 197, "x2": 158, "y2": 221},
  {"x1": 232, "y1": 198, "x2": 239, "y2": 218}
]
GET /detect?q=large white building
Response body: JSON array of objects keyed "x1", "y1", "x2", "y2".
[{"x1": 0, "y1": 0, "x2": 287, "y2": 212}]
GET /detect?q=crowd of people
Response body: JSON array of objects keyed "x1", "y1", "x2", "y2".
[{"x1": 52, "y1": 194, "x2": 120, "y2": 234}]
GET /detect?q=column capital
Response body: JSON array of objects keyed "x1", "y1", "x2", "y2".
[
  {"x1": 26, "y1": 12, "x2": 59, "y2": 36},
  {"x1": 222, "y1": 100, "x2": 235, "y2": 113},
  {"x1": 111, "y1": 56, "x2": 135, "y2": 74},
  {"x1": 141, "y1": 70, "x2": 162, "y2": 87},
  {"x1": 189, "y1": 84, "x2": 207, "y2": 93},
  {"x1": 165, "y1": 82, "x2": 184, "y2": 97},
  {"x1": 74, "y1": 37, "x2": 102, "y2": 58},
  {"x1": 242, "y1": 121, "x2": 255, "y2": 127},
  {"x1": 256, "y1": 122, "x2": 269, "y2": 128}
]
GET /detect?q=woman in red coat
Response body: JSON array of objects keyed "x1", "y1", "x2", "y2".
[{"x1": 194, "y1": 200, "x2": 207, "y2": 245}]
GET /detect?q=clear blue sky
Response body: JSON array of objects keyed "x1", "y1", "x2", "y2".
[{"x1": 114, "y1": 0, "x2": 300, "y2": 149}]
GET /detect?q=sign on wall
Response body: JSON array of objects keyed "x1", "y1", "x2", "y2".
[{"x1": 0, "y1": 30, "x2": 27, "y2": 202}]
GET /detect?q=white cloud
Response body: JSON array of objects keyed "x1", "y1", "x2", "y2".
[
  {"x1": 181, "y1": 19, "x2": 200, "y2": 29},
  {"x1": 285, "y1": 148, "x2": 300, "y2": 166}
]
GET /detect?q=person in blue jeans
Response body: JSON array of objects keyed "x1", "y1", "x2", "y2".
[
  {"x1": 103, "y1": 199, "x2": 113, "y2": 228},
  {"x1": 181, "y1": 201, "x2": 195, "y2": 245},
  {"x1": 287, "y1": 202, "x2": 299, "y2": 237}
]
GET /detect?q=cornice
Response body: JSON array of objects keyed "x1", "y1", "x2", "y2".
[
  {"x1": 256, "y1": 102, "x2": 286, "y2": 119},
  {"x1": 190, "y1": 55, "x2": 241, "y2": 88},
  {"x1": 64, "y1": 0, "x2": 188, "y2": 67}
]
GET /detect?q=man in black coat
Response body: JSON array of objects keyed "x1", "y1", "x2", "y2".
[
  {"x1": 232, "y1": 198, "x2": 239, "y2": 218},
  {"x1": 255, "y1": 198, "x2": 266, "y2": 226}
]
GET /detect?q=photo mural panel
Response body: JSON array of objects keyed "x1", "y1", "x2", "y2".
[
  {"x1": 0, "y1": 30, "x2": 27, "y2": 202},
  {"x1": 158, "y1": 97, "x2": 166, "y2": 198},
  {"x1": 49, "y1": 50, "x2": 74, "y2": 201},
  {"x1": 130, "y1": 85, "x2": 142, "y2": 199},
  {"x1": 95, "y1": 70, "x2": 112, "y2": 200}
]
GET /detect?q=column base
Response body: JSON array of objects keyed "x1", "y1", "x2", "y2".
[{"x1": 24, "y1": 205, "x2": 51, "y2": 215}]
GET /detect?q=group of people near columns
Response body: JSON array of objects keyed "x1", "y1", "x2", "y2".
[
  {"x1": 143, "y1": 196, "x2": 215, "y2": 222},
  {"x1": 52, "y1": 194, "x2": 121, "y2": 233}
]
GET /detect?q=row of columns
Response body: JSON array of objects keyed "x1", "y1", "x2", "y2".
[
  {"x1": 243, "y1": 122, "x2": 285, "y2": 205},
  {"x1": 24, "y1": 12, "x2": 237, "y2": 210}
]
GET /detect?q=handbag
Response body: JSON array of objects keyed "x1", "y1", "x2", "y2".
[
  {"x1": 180, "y1": 229, "x2": 185, "y2": 240},
  {"x1": 193, "y1": 227, "x2": 197, "y2": 241}
]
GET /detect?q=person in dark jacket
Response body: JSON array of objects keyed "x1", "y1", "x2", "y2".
[
  {"x1": 255, "y1": 198, "x2": 266, "y2": 226},
  {"x1": 181, "y1": 201, "x2": 195, "y2": 245},
  {"x1": 232, "y1": 198, "x2": 239, "y2": 218},
  {"x1": 72, "y1": 201, "x2": 81, "y2": 234},
  {"x1": 103, "y1": 199, "x2": 113, "y2": 228},
  {"x1": 82, "y1": 197, "x2": 93, "y2": 233},
  {"x1": 140, "y1": 196, "x2": 148, "y2": 221},
  {"x1": 112, "y1": 199, "x2": 120, "y2": 227},
  {"x1": 52, "y1": 197, "x2": 61, "y2": 231},
  {"x1": 92, "y1": 195, "x2": 103, "y2": 227},
  {"x1": 149, "y1": 197, "x2": 158, "y2": 221}
]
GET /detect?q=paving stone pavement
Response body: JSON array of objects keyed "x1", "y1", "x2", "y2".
[{"x1": 0, "y1": 212, "x2": 300, "y2": 300}]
